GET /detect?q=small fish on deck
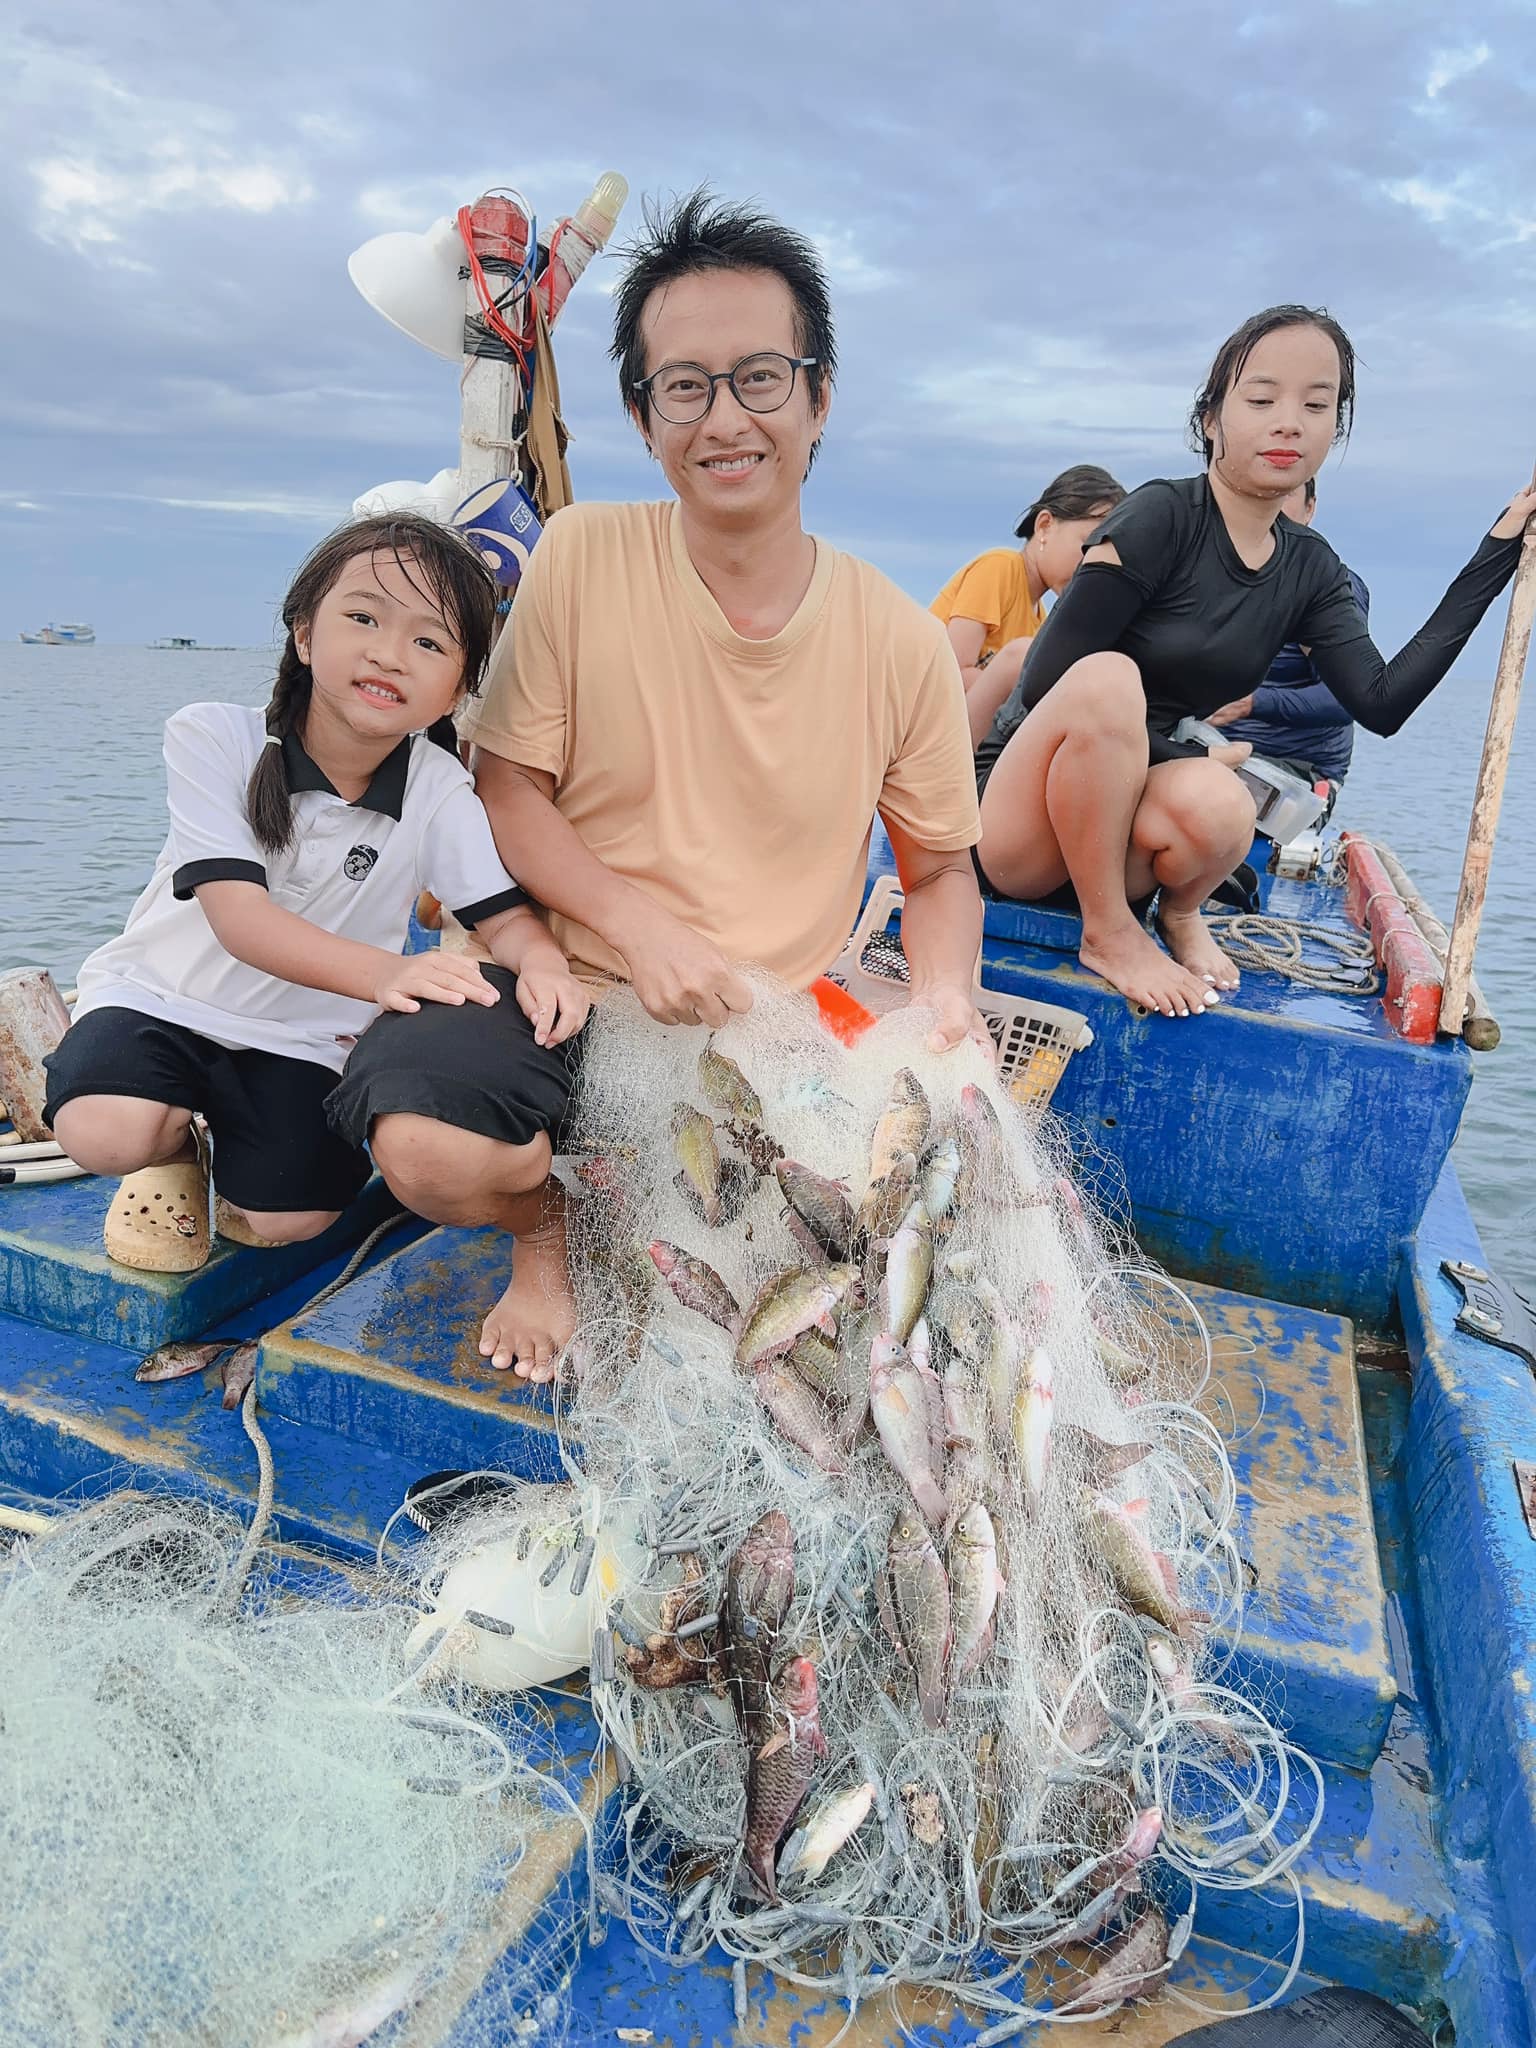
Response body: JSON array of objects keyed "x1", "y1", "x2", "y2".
[
  {"x1": 134, "y1": 1340, "x2": 232, "y2": 1384},
  {"x1": 220, "y1": 1341, "x2": 258, "y2": 1411}
]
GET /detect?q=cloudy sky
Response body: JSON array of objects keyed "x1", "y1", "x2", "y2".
[{"x1": 3, "y1": 2, "x2": 1532, "y2": 663}]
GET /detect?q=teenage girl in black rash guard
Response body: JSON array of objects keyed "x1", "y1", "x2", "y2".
[{"x1": 973, "y1": 304, "x2": 1536, "y2": 1019}]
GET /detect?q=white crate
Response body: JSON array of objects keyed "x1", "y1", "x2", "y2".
[{"x1": 823, "y1": 879, "x2": 1094, "y2": 1109}]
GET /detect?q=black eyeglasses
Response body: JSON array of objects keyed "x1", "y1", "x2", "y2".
[{"x1": 633, "y1": 350, "x2": 819, "y2": 425}]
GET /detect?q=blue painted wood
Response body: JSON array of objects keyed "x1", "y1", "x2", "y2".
[
  {"x1": 866, "y1": 832, "x2": 1471, "y2": 1329},
  {"x1": 0, "y1": 1171, "x2": 403, "y2": 1352},
  {"x1": 257, "y1": 1224, "x2": 567, "y2": 1481},
  {"x1": 1400, "y1": 1165, "x2": 1536, "y2": 2041}
]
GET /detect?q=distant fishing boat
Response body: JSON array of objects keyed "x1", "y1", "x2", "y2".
[{"x1": 18, "y1": 622, "x2": 95, "y2": 645}]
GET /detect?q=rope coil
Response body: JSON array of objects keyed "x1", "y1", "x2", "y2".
[{"x1": 1205, "y1": 911, "x2": 1380, "y2": 995}]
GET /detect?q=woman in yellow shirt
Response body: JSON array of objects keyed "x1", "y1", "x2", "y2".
[{"x1": 932, "y1": 464, "x2": 1125, "y2": 744}]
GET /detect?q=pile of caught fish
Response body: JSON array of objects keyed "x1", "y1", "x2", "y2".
[{"x1": 558, "y1": 981, "x2": 1322, "y2": 2028}]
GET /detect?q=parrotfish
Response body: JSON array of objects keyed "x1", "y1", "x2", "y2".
[
  {"x1": 1085, "y1": 1496, "x2": 1206, "y2": 1642},
  {"x1": 1058, "y1": 1905, "x2": 1172, "y2": 2013},
  {"x1": 753, "y1": 1360, "x2": 847, "y2": 1475},
  {"x1": 917, "y1": 1135, "x2": 961, "y2": 1225},
  {"x1": 671, "y1": 1103, "x2": 725, "y2": 1226},
  {"x1": 219, "y1": 1340, "x2": 258, "y2": 1411},
  {"x1": 866, "y1": 1069, "x2": 930, "y2": 1191},
  {"x1": 853, "y1": 1150, "x2": 918, "y2": 1260},
  {"x1": 734, "y1": 1264, "x2": 860, "y2": 1371},
  {"x1": 647, "y1": 1241, "x2": 741, "y2": 1332},
  {"x1": 774, "y1": 1159, "x2": 855, "y2": 1264}
]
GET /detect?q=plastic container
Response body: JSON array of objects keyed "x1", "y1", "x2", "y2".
[
  {"x1": 1172, "y1": 719, "x2": 1328, "y2": 843},
  {"x1": 542, "y1": 172, "x2": 628, "y2": 324},
  {"x1": 822, "y1": 879, "x2": 1094, "y2": 1111}
]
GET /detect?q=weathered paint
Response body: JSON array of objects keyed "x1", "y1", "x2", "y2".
[
  {"x1": 1185, "y1": 1282, "x2": 1396, "y2": 1769},
  {"x1": 0, "y1": 1169, "x2": 403, "y2": 1350},
  {"x1": 1400, "y1": 1164, "x2": 1536, "y2": 2041},
  {"x1": 867, "y1": 831, "x2": 1471, "y2": 1330},
  {"x1": 258, "y1": 1223, "x2": 567, "y2": 1480}
]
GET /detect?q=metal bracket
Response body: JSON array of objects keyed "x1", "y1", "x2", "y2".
[
  {"x1": 1441, "y1": 1259, "x2": 1536, "y2": 1369},
  {"x1": 1517, "y1": 1463, "x2": 1536, "y2": 1543}
]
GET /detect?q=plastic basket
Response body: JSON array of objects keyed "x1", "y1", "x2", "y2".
[{"x1": 822, "y1": 878, "x2": 1094, "y2": 1110}]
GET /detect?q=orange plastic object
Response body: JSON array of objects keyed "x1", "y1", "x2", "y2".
[{"x1": 812, "y1": 976, "x2": 877, "y2": 1045}]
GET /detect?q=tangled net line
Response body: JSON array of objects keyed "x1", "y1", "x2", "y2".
[{"x1": 539, "y1": 979, "x2": 1322, "y2": 2030}]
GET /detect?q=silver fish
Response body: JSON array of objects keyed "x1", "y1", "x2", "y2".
[
  {"x1": 887, "y1": 1508, "x2": 951, "y2": 1730},
  {"x1": 878, "y1": 1201, "x2": 933, "y2": 1344},
  {"x1": 947, "y1": 1502, "x2": 1003, "y2": 1678},
  {"x1": 134, "y1": 1340, "x2": 231, "y2": 1385},
  {"x1": 870, "y1": 1334, "x2": 947, "y2": 1527},
  {"x1": 918, "y1": 1136, "x2": 961, "y2": 1224},
  {"x1": 779, "y1": 1779, "x2": 877, "y2": 1884},
  {"x1": 1010, "y1": 1345, "x2": 1055, "y2": 1504}
]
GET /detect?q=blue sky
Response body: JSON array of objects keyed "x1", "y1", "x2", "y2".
[{"x1": 2, "y1": 1, "x2": 1532, "y2": 664}]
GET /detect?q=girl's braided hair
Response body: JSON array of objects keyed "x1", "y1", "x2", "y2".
[{"x1": 246, "y1": 513, "x2": 498, "y2": 853}]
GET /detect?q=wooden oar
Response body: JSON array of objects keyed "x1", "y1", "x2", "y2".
[{"x1": 1439, "y1": 484, "x2": 1536, "y2": 1035}]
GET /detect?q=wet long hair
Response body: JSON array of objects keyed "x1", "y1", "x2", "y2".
[
  {"x1": 611, "y1": 188, "x2": 837, "y2": 470},
  {"x1": 1189, "y1": 304, "x2": 1356, "y2": 466},
  {"x1": 245, "y1": 514, "x2": 497, "y2": 854},
  {"x1": 1014, "y1": 464, "x2": 1126, "y2": 540}
]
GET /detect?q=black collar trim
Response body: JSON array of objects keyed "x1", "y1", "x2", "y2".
[{"x1": 281, "y1": 730, "x2": 411, "y2": 821}]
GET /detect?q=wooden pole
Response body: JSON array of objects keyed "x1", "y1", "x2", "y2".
[
  {"x1": 1439, "y1": 504, "x2": 1536, "y2": 1034},
  {"x1": 458, "y1": 204, "x2": 531, "y2": 501},
  {"x1": 1373, "y1": 840, "x2": 1501, "y2": 1048}
]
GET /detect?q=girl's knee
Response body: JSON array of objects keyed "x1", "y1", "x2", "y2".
[
  {"x1": 1164, "y1": 760, "x2": 1258, "y2": 853},
  {"x1": 51, "y1": 1098, "x2": 189, "y2": 1176},
  {"x1": 234, "y1": 1208, "x2": 340, "y2": 1244},
  {"x1": 1060, "y1": 651, "x2": 1145, "y2": 728}
]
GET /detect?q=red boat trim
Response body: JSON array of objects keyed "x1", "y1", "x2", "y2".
[{"x1": 1341, "y1": 832, "x2": 1444, "y2": 1044}]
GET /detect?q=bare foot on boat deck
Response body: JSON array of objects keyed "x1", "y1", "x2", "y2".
[
  {"x1": 478, "y1": 1220, "x2": 576, "y2": 1383},
  {"x1": 1078, "y1": 918, "x2": 1221, "y2": 1020},
  {"x1": 1155, "y1": 904, "x2": 1240, "y2": 992}
]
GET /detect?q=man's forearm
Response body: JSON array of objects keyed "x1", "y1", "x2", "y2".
[{"x1": 899, "y1": 859, "x2": 983, "y2": 993}]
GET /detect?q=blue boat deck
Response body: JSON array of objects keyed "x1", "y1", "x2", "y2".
[{"x1": 3, "y1": 846, "x2": 1534, "y2": 2041}]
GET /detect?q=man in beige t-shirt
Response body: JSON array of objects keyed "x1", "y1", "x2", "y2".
[{"x1": 342, "y1": 190, "x2": 985, "y2": 1380}]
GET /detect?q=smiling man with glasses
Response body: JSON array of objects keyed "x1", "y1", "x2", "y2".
[{"x1": 348, "y1": 188, "x2": 985, "y2": 1383}]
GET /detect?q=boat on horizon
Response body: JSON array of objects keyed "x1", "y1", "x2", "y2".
[{"x1": 18, "y1": 622, "x2": 95, "y2": 645}]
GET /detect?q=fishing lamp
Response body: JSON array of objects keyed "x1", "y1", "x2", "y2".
[{"x1": 346, "y1": 215, "x2": 466, "y2": 361}]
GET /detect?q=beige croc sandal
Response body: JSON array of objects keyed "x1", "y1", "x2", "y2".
[
  {"x1": 103, "y1": 1124, "x2": 211, "y2": 1272},
  {"x1": 214, "y1": 1196, "x2": 283, "y2": 1249}
]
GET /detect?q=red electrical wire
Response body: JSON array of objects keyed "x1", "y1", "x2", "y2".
[{"x1": 456, "y1": 205, "x2": 531, "y2": 380}]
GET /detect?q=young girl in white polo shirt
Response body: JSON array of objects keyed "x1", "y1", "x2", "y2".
[{"x1": 45, "y1": 513, "x2": 588, "y2": 1273}]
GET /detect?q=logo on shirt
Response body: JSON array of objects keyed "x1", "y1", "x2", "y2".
[{"x1": 344, "y1": 845, "x2": 379, "y2": 881}]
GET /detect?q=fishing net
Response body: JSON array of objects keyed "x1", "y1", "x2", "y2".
[
  {"x1": 541, "y1": 977, "x2": 1322, "y2": 2028},
  {"x1": 0, "y1": 1492, "x2": 584, "y2": 2048}
]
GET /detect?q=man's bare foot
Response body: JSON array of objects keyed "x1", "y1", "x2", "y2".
[
  {"x1": 1079, "y1": 919, "x2": 1222, "y2": 1019},
  {"x1": 1156, "y1": 904, "x2": 1240, "y2": 991},
  {"x1": 478, "y1": 1223, "x2": 576, "y2": 1383}
]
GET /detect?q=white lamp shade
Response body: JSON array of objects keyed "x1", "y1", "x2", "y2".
[
  {"x1": 347, "y1": 214, "x2": 465, "y2": 361},
  {"x1": 351, "y1": 468, "x2": 463, "y2": 523}
]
